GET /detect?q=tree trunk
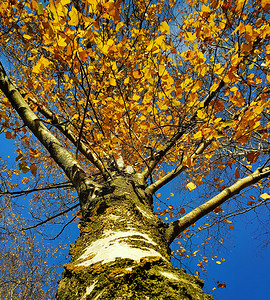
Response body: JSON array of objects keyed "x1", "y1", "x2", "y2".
[{"x1": 56, "y1": 175, "x2": 212, "y2": 299}]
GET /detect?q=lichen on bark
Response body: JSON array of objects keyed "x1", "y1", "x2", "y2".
[{"x1": 56, "y1": 176, "x2": 212, "y2": 300}]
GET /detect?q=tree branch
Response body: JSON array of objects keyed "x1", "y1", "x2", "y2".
[
  {"x1": 28, "y1": 95, "x2": 112, "y2": 180},
  {"x1": 47, "y1": 215, "x2": 77, "y2": 240},
  {"x1": 20, "y1": 203, "x2": 80, "y2": 231},
  {"x1": 165, "y1": 166, "x2": 270, "y2": 245},
  {"x1": 141, "y1": 129, "x2": 185, "y2": 180},
  {"x1": 194, "y1": 197, "x2": 270, "y2": 234},
  {"x1": 0, "y1": 62, "x2": 101, "y2": 198},
  {"x1": 0, "y1": 182, "x2": 74, "y2": 198},
  {"x1": 145, "y1": 140, "x2": 211, "y2": 196},
  {"x1": 141, "y1": 80, "x2": 225, "y2": 180}
]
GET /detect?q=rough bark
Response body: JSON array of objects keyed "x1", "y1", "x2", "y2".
[{"x1": 56, "y1": 175, "x2": 212, "y2": 300}]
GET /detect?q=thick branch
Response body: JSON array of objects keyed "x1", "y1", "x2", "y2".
[
  {"x1": 165, "y1": 166, "x2": 270, "y2": 245},
  {"x1": 141, "y1": 130, "x2": 185, "y2": 179},
  {"x1": 145, "y1": 141, "x2": 210, "y2": 196},
  {"x1": 0, "y1": 62, "x2": 100, "y2": 196},
  {"x1": 28, "y1": 96, "x2": 111, "y2": 179}
]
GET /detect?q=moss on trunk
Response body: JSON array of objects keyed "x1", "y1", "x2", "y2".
[{"x1": 56, "y1": 176, "x2": 212, "y2": 300}]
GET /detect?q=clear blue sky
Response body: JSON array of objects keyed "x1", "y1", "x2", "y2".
[
  {"x1": 159, "y1": 181, "x2": 270, "y2": 300},
  {"x1": 204, "y1": 218, "x2": 270, "y2": 299},
  {"x1": 1, "y1": 136, "x2": 270, "y2": 299}
]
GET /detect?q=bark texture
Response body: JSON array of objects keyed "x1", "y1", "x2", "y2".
[{"x1": 56, "y1": 176, "x2": 212, "y2": 300}]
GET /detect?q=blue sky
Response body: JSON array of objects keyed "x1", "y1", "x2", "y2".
[
  {"x1": 1, "y1": 135, "x2": 270, "y2": 299},
  {"x1": 159, "y1": 179, "x2": 270, "y2": 300},
  {"x1": 204, "y1": 217, "x2": 270, "y2": 299}
]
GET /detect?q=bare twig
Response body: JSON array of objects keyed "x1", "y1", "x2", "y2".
[{"x1": 21, "y1": 203, "x2": 80, "y2": 231}]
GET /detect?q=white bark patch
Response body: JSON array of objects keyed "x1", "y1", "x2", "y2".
[
  {"x1": 94, "y1": 291, "x2": 104, "y2": 300},
  {"x1": 116, "y1": 156, "x2": 124, "y2": 169},
  {"x1": 160, "y1": 271, "x2": 203, "y2": 291},
  {"x1": 107, "y1": 213, "x2": 121, "y2": 221},
  {"x1": 125, "y1": 165, "x2": 134, "y2": 174},
  {"x1": 136, "y1": 205, "x2": 153, "y2": 220},
  {"x1": 159, "y1": 271, "x2": 180, "y2": 281},
  {"x1": 76, "y1": 230, "x2": 166, "y2": 267},
  {"x1": 81, "y1": 280, "x2": 97, "y2": 300}
]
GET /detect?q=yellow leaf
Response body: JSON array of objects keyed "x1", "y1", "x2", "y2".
[
  {"x1": 58, "y1": 36, "x2": 67, "y2": 48},
  {"x1": 156, "y1": 193, "x2": 161, "y2": 197},
  {"x1": 72, "y1": 114, "x2": 79, "y2": 120},
  {"x1": 32, "y1": 61, "x2": 42, "y2": 74},
  {"x1": 185, "y1": 32, "x2": 197, "y2": 43},
  {"x1": 60, "y1": 0, "x2": 71, "y2": 5},
  {"x1": 216, "y1": 261, "x2": 221, "y2": 264},
  {"x1": 116, "y1": 21, "x2": 124, "y2": 31},
  {"x1": 230, "y1": 86, "x2": 238, "y2": 92},
  {"x1": 160, "y1": 21, "x2": 170, "y2": 34},
  {"x1": 201, "y1": 4, "x2": 211, "y2": 13},
  {"x1": 40, "y1": 56, "x2": 51, "y2": 68},
  {"x1": 214, "y1": 64, "x2": 225, "y2": 75},
  {"x1": 23, "y1": 34, "x2": 32, "y2": 40},
  {"x1": 210, "y1": 82, "x2": 219, "y2": 92},
  {"x1": 197, "y1": 110, "x2": 206, "y2": 119},
  {"x1": 68, "y1": 6, "x2": 79, "y2": 26},
  {"x1": 109, "y1": 77, "x2": 117, "y2": 86},
  {"x1": 133, "y1": 94, "x2": 140, "y2": 101},
  {"x1": 260, "y1": 193, "x2": 270, "y2": 200},
  {"x1": 193, "y1": 131, "x2": 203, "y2": 139},
  {"x1": 185, "y1": 182, "x2": 196, "y2": 191},
  {"x1": 133, "y1": 70, "x2": 142, "y2": 79},
  {"x1": 158, "y1": 101, "x2": 168, "y2": 110},
  {"x1": 261, "y1": 0, "x2": 270, "y2": 12},
  {"x1": 158, "y1": 65, "x2": 166, "y2": 76},
  {"x1": 155, "y1": 35, "x2": 166, "y2": 46}
]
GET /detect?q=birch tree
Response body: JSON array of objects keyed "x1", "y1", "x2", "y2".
[{"x1": 0, "y1": 0, "x2": 270, "y2": 298}]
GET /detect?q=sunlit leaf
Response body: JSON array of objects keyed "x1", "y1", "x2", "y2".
[
  {"x1": 185, "y1": 182, "x2": 196, "y2": 191},
  {"x1": 68, "y1": 6, "x2": 79, "y2": 26},
  {"x1": 260, "y1": 193, "x2": 270, "y2": 200},
  {"x1": 160, "y1": 21, "x2": 170, "y2": 34}
]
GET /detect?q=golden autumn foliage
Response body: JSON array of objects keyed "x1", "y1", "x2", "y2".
[
  {"x1": 0, "y1": 0, "x2": 269, "y2": 181},
  {"x1": 0, "y1": 0, "x2": 270, "y2": 295}
]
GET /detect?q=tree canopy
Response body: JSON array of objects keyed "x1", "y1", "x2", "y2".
[{"x1": 0, "y1": 0, "x2": 270, "y2": 297}]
